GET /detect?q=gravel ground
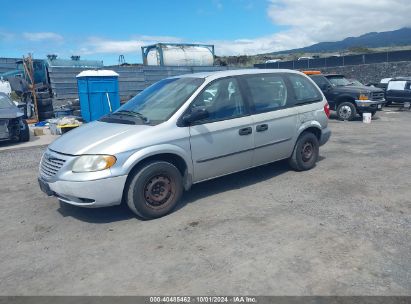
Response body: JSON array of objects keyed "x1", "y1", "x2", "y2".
[{"x1": 0, "y1": 109, "x2": 410, "y2": 295}]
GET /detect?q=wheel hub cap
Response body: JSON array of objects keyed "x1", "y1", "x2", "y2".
[
  {"x1": 144, "y1": 175, "x2": 173, "y2": 207},
  {"x1": 339, "y1": 105, "x2": 352, "y2": 119},
  {"x1": 301, "y1": 142, "x2": 314, "y2": 162}
]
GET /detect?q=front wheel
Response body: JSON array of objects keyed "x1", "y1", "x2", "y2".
[
  {"x1": 336, "y1": 102, "x2": 357, "y2": 121},
  {"x1": 289, "y1": 132, "x2": 319, "y2": 171},
  {"x1": 126, "y1": 161, "x2": 183, "y2": 219}
]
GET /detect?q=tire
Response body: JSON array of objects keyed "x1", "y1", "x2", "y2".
[
  {"x1": 37, "y1": 91, "x2": 50, "y2": 99},
  {"x1": 288, "y1": 132, "x2": 319, "y2": 171},
  {"x1": 19, "y1": 120, "x2": 30, "y2": 142},
  {"x1": 38, "y1": 104, "x2": 54, "y2": 112},
  {"x1": 336, "y1": 101, "x2": 357, "y2": 121},
  {"x1": 37, "y1": 98, "x2": 52, "y2": 107},
  {"x1": 385, "y1": 101, "x2": 392, "y2": 107},
  {"x1": 371, "y1": 111, "x2": 377, "y2": 117},
  {"x1": 38, "y1": 111, "x2": 54, "y2": 120},
  {"x1": 126, "y1": 161, "x2": 183, "y2": 219}
]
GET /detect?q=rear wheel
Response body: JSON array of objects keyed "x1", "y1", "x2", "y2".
[
  {"x1": 289, "y1": 132, "x2": 319, "y2": 171},
  {"x1": 126, "y1": 161, "x2": 183, "y2": 219},
  {"x1": 336, "y1": 101, "x2": 357, "y2": 121}
]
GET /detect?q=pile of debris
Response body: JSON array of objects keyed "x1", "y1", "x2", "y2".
[{"x1": 35, "y1": 116, "x2": 83, "y2": 136}]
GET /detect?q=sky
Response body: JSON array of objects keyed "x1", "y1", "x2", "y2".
[{"x1": 1, "y1": 0, "x2": 411, "y2": 65}]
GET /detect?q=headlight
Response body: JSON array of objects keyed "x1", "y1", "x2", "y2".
[
  {"x1": 359, "y1": 94, "x2": 369, "y2": 100},
  {"x1": 72, "y1": 155, "x2": 116, "y2": 173}
]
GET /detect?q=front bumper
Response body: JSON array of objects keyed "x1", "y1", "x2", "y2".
[
  {"x1": 320, "y1": 127, "x2": 331, "y2": 146},
  {"x1": 355, "y1": 99, "x2": 385, "y2": 112},
  {"x1": 38, "y1": 175, "x2": 127, "y2": 207}
]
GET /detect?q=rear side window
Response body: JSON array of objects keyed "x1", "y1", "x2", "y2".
[
  {"x1": 310, "y1": 75, "x2": 329, "y2": 89},
  {"x1": 288, "y1": 74, "x2": 322, "y2": 104},
  {"x1": 243, "y1": 74, "x2": 288, "y2": 114}
]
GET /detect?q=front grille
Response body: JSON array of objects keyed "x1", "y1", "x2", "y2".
[
  {"x1": 40, "y1": 154, "x2": 66, "y2": 178},
  {"x1": 371, "y1": 92, "x2": 384, "y2": 100}
]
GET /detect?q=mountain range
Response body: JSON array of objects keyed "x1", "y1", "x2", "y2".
[{"x1": 270, "y1": 27, "x2": 411, "y2": 54}]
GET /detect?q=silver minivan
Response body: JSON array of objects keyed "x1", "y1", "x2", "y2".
[{"x1": 38, "y1": 69, "x2": 331, "y2": 219}]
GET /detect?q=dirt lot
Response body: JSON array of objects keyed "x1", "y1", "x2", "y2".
[{"x1": 0, "y1": 109, "x2": 410, "y2": 295}]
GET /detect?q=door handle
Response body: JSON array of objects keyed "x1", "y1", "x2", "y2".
[
  {"x1": 256, "y1": 124, "x2": 268, "y2": 132},
  {"x1": 239, "y1": 127, "x2": 252, "y2": 136}
]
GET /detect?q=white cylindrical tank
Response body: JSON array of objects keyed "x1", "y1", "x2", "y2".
[{"x1": 146, "y1": 45, "x2": 214, "y2": 66}]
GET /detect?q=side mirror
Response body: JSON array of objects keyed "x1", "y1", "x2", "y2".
[{"x1": 182, "y1": 107, "x2": 209, "y2": 125}]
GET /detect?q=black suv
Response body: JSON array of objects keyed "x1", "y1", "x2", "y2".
[{"x1": 309, "y1": 74, "x2": 385, "y2": 120}]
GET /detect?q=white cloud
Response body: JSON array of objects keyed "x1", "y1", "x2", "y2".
[
  {"x1": 268, "y1": 0, "x2": 411, "y2": 43},
  {"x1": 79, "y1": 35, "x2": 184, "y2": 55},
  {"x1": 79, "y1": 33, "x2": 309, "y2": 58},
  {"x1": 214, "y1": 0, "x2": 411, "y2": 55},
  {"x1": 208, "y1": 32, "x2": 312, "y2": 56},
  {"x1": 22, "y1": 32, "x2": 64, "y2": 42}
]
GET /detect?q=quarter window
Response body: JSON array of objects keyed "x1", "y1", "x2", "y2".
[
  {"x1": 288, "y1": 74, "x2": 322, "y2": 104},
  {"x1": 244, "y1": 75, "x2": 288, "y2": 113},
  {"x1": 190, "y1": 78, "x2": 246, "y2": 123}
]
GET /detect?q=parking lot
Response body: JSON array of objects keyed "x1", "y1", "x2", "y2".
[{"x1": 0, "y1": 109, "x2": 410, "y2": 295}]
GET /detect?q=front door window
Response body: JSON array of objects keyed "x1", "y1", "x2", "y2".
[{"x1": 190, "y1": 77, "x2": 246, "y2": 123}]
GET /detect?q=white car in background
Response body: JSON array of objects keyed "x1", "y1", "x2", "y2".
[
  {"x1": 0, "y1": 79, "x2": 12, "y2": 96},
  {"x1": 0, "y1": 92, "x2": 30, "y2": 142}
]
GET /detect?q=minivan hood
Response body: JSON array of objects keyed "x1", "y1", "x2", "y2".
[{"x1": 49, "y1": 121, "x2": 151, "y2": 155}]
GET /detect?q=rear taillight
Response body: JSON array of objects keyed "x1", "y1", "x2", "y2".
[{"x1": 324, "y1": 101, "x2": 330, "y2": 118}]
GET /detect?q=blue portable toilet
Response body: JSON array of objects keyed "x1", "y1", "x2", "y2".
[{"x1": 76, "y1": 70, "x2": 120, "y2": 122}]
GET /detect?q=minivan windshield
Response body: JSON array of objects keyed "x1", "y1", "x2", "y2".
[{"x1": 104, "y1": 77, "x2": 204, "y2": 125}]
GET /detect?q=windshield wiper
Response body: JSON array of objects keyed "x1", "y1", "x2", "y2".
[{"x1": 113, "y1": 110, "x2": 150, "y2": 124}]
